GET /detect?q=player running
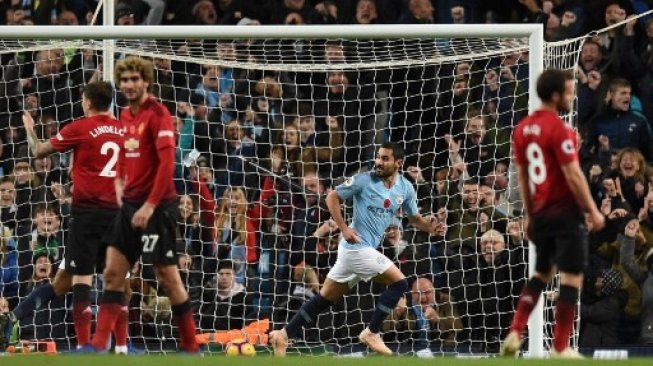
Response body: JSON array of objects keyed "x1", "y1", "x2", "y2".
[
  {"x1": 0, "y1": 81, "x2": 130, "y2": 352},
  {"x1": 87, "y1": 56, "x2": 198, "y2": 353},
  {"x1": 500, "y1": 69, "x2": 605, "y2": 359},
  {"x1": 269, "y1": 142, "x2": 439, "y2": 356}
]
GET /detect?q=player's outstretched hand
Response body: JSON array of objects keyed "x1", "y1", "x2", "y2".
[
  {"x1": 22, "y1": 111, "x2": 35, "y2": 131},
  {"x1": 132, "y1": 202, "x2": 155, "y2": 229},
  {"x1": 589, "y1": 209, "x2": 605, "y2": 232},
  {"x1": 341, "y1": 226, "x2": 361, "y2": 244}
]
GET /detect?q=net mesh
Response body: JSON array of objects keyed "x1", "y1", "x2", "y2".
[{"x1": 0, "y1": 33, "x2": 580, "y2": 355}]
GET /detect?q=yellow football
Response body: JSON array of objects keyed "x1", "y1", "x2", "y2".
[{"x1": 225, "y1": 339, "x2": 256, "y2": 357}]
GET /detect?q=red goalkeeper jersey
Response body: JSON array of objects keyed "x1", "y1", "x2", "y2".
[
  {"x1": 513, "y1": 110, "x2": 581, "y2": 218},
  {"x1": 118, "y1": 96, "x2": 177, "y2": 206},
  {"x1": 50, "y1": 115, "x2": 124, "y2": 210}
]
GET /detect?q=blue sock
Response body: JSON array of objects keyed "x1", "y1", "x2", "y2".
[
  {"x1": 368, "y1": 279, "x2": 409, "y2": 333},
  {"x1": 285, "y1": 294, "x2": 333, "y2": 338},
  {"x1": 12, "y1": 283, "x2": 56, "y2": 320}
]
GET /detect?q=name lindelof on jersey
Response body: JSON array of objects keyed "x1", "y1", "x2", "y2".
[
  {"x1": 522, "y1": 124, "x2": 541, "y2": 137},
  {"x1": 88, "y1": 125, "x2": 125, "y2": 139}
]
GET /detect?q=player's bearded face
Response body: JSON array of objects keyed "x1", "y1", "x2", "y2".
[
  {"x1": 119, "y1": 71, "x2": 148, "y2": 102},
  {"x1": 374, "y1": 148, "x2": 400, "y2": 178},
  {"x1": 558, "y1": 79, "x2": 575, "y2": 113}
]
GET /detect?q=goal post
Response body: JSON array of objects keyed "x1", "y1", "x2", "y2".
[{"x1": 0, "y1": 23, "x2": 561, "y2": 356}]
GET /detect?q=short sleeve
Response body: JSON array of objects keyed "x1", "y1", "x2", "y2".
[
  {"x1": 50, "y1": 121, "x2": 83, "y2": 152},
  {"x1": 402, "y1": 182, "x2": 419, "y2": 217},
  {"x1": 335, "y1": 173, "x2": 369, "y2": 200},
  {"x1": 553, "y1": 124, "x2": 578, "y2": 166}
]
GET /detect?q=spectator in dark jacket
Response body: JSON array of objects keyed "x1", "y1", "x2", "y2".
[
  {"x1": 199, "y1": 260, "x2": 251, "y2": 331},
  {"x1": 579, "y1": 268, "x2": 627, "y2": 347},
  {"x1": 591, "y1": 78, "x2": 651, "y2": 160}
]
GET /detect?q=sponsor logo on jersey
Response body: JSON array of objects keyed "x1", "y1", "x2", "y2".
[{"x1": 125, "y1": 138, "x2": 139, "y2": 151}]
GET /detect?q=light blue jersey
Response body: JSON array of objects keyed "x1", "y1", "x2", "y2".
[{"x1": 335, "y1": 172, "x2": 419, "y2": 249}]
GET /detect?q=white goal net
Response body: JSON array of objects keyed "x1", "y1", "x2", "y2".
[{"x1": 0, "y1": 25, "x2": 583, "y2": 355}]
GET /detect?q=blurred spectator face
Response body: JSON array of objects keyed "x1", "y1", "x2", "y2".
[
  {"x1": 409, "y1": 0, "x2": 434, "y2": 21},
  {"x1": 580, "y1": 42, "x2": 602, "y2": 70},
  {"x1": 619, "y1": 151, "x2": 640, "y2": 178},
  {"x1": 32, "y1": 157, "x2": 52, "y2": 174},
  {"x1": 12, "y1": 162, "x2": 32, "y2": 185},
  {"x1": 302, "y1": 172, "x2": 325, "y2": 205},
  {"x1": 462, "y1": 182, "x2": 479, "y2": 210},
  {"x1": 451, "y1": 6, "x2": 465, "y2": 24},
  {"x1": 256, "y1": 76, "x2": 281, "y2": 98},
  {"x1": 465, "y1": 115, "x2": 486, "y2": 145},
  {"x1": 58, "y1": 10, "x2": 79, "y2": 25},
  {"x1": 35, "y1": 208, "x2": 60, "y2": 236},
  {"x1": 356, "y1": 0, "x2": 378, "y2": 24},
  {"x1": 154, "y1": 58, "x2": 172, "y2": 73},
  {"x1": 327, "y1": 71, "x2": 349, "y2": 94},
  {"x1": 193, "y1": 101, "x2": 208, "y2": 120},
  {"x1": 0, "y1": 181, "x2": 16, "y2": 207},
  {"x1": 179, "y1": 195, "x2": 194, "y2": 221},
  {"x1": 284, "y1": 0, "x2": 305, "y2": 11},
  {"x1": 610, "y1": 153, "x2": 619, "y2": 172},
  {"x1": 225, "y1": 121, "x2": 242, "y2": 142},
  {"x1": 34, "y1": 255, "x2": 52, "y2": 280},
  {"x1": 223, "y1": 188, "x2": 246, "y2": 215},
  {"x1": 479, "y1": 184, "x2": 495, "y2": 207},
  {"x1": 0, "y1": 297, "x2": 8, "y2": 314},
  {"x1": 202, "y1": 65, "x2": 220, "y2": 91},
  {"x1": 35, "y1": 49, "x2": 65, "y2": 77},
  {"x1": 325, "y1": 44, "x2": 345, "y2": 63},
  {"x1": 385, "y1": 224, "x2": 401, "y2": 243},
  {"x1": 481, "y1": 231, "x2": 505, "y2": 264},
  {"x1": 603, "y1": 178, "x2": 617, "y2": 196},
  {"x1": 411, "y1": 278, "x2": 436, "y2": 307},
  {"x1": 604, "y1": 4, "x2": 626, "y2": 26},
  {"x1": 299, "y1": 116, "x2": 316, "y2": 143},
  {"x1": 118, "y1": 71, "x2": 148, "y2": 104},
  {"x1": 217, "y1": 42, "x2": 237, "y2": 62},
  {"x1": 609, "y1": 86, "x2": 631, "y2": 112},
  {"x1": 502, "y1": 53, "x2": 520, "y2": 67},
  {"x1": 647, "y1": 20, "x2": 653, "y2": 40},
  {"x1": 284, "y1": 124, "x2": 300, "y2": 149},
  {"x1": 194, "y1": 0, "x2": 218, "y2": 25},
  {"x1": 217, "y1": 267, "x2": 235, "y2": 290}
]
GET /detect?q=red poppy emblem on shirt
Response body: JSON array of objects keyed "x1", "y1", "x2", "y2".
[{"x1": 383, "y1": 198, "x2": 391, "y2": 208}]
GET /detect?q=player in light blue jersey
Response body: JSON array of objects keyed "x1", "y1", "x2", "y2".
[{"x1": 270, "y1": 142, "x2": 438, "y2": 356}]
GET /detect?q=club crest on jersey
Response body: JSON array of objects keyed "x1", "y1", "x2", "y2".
[
  {"x1": 561, "y1": 139, "x2": 574, "y2": 154},
  {"x1": 343, "y1": 177, "x2": 354, "y2": 186},
  {"x1": 396, "y1": 196, "x2": 404, "y2": 205}
]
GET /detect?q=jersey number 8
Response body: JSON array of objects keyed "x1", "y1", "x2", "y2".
[{"x1": 526, "y1": 142, "x2": 546, "y2": 191}]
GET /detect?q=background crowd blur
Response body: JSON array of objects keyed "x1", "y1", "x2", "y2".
[{"x1": 1, "y1": 0, "x2": 653, "y2": 354}]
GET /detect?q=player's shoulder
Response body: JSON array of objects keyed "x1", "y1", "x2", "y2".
[
  {"x1": 344, "y1": 171, "x2": 374, "y2": 187},
  {"x1": 143, "y1": 97, "x2": 171, "y2": 117},
  {"x1": 396, "y1": 174, "x2": 416, "y2": 194}
]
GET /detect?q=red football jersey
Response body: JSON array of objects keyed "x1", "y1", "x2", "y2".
[
  {"x1": 513, "y1": 110, "x2": 580, "y2": 218},
  {"x1": 50, "y1": 115, "x2": 124, "y2": 210},
  {"x1": 119, "y1": 97, "x2": 176, "y2": 205}
]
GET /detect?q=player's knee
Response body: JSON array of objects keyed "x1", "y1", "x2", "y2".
[{"x1": 103, "y1": 267, "x2": 125, "y2": 287}]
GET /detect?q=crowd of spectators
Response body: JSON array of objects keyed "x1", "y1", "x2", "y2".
[{"x1": 1, "y1": 0, "x2": 653, "y2": 354}]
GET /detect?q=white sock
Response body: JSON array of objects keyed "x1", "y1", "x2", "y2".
[{"x1": 114, "y1": 345, "x2": 128, "y2": 355}]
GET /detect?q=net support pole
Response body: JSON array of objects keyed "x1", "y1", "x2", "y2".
[
  {"x1": 527, "y1": 24, "x2": 545, "y2": 359},
  {"x1": 102, "y1": 0, "x2": 115, "y2": 84}
]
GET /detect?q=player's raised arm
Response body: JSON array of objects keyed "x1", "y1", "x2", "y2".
[{"x1": 22, "y1": 112, "x2": 56, "y2": 158}]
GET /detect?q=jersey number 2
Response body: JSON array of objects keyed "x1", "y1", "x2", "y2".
[
  {"x1": 100, "y1": 141, "x2": 120, "y2": 177},
  {"x1": 526, "y1": 142, "x2": 547, "y2": 192}
]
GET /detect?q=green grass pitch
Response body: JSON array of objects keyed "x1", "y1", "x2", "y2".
[{"x1": 1, "y1": 355, "x2": 651, "y2": 366}]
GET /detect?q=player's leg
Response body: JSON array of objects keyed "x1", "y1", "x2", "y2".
[
  {"x1": 2, "y1": 265, "x2": 73, "y2": 344},
  {"x1": 91, "y1": 246, "x2": 131, "y2": 351},
  {"x1": 72, "y1": 274, "x2": 94, "y2": 348},
  {"x1": 360, "y1": 262, "x2": 408, "y2": 356},
  {"x1": 112, "y1": 279, "x2": 132, "y2": 355},
  {"x1": 270, "y1": 248, "x2": 353, "y2": 357},
  {"x1": 269, "y1": 278, "x2": 349, "y2": 356},
  {"x1": 153, "y1": 264, "x2": 198, "y2": 353},
  {"x1": 550, "y1": 271, "x2": 583, "y2": 358},
  {"x1": 550, "y1": 224, "x2": 586, "y2": 359}
]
